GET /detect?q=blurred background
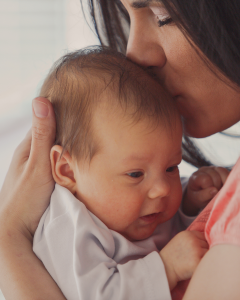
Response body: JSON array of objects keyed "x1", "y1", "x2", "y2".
[
  {"x1": 1, "y1": 0, "x2": 240, "y2": 190},
  {"x1": 1, "y1": 0, "x2": 240, "y2": 298},
  {"x1": 1, "y1": 2, "x2": 240, "y2": 191},
  {"x1": 0, "y1": 0, "x2": 99, "y2": 189}
]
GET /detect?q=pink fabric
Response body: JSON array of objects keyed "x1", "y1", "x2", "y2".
[
  {"x1": 171, "y1": 196, "x2": 216, "y2": 300},
  {"x1": 171, "y1": 157, "x2": 240, "y2": 299},
  {"x1": 205, "y1": 157, "x2": 240, "y2": 247}
]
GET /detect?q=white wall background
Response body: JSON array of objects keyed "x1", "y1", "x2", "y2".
[{"x1": 0, "y1": 0, "x2": 99, "y2": 190}]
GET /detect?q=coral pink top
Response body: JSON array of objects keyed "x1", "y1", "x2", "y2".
[{"x1": 172, "y1": 156, "x2": 240, "y2": 300}]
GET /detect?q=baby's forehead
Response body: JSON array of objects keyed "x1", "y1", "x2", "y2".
[
  {"x1": 92, "y1": 99, "x2": 181, "y2": 141},
  {"x1": 88, "y1": 74, "x2": 181, "y2": 149},
  {"x1": 89, "y1": 103, "x2": 182, "y2": 168},
  {"x1": 89, "y1": 73, "x2": 175, "y2": 118}
]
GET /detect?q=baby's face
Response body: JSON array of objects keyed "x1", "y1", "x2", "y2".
[{"x1": 73, "y1": 108, "x2": 183, "y2": 241}]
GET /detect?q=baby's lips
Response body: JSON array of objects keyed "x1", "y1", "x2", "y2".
[{"x1": 140, "y1": 212, "x2": 160, "y2": 223}]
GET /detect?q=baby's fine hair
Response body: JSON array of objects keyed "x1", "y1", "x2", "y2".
[{"x1": 40, "y1": 46, "x2": 178, "y2": 161}]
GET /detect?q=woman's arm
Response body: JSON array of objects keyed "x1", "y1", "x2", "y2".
[
  {"x1": 183, "y1": 157, "x2": 240, "y2": 300},
  {"x1": 0, "y1": 224, "x2": 66, "y2": 300},
  {"x1": 183, "y1": 244, "x2": 240, "y2": 300},
  {"x1": 0, "y1": 98, "x2": 66, "y2": 299}
]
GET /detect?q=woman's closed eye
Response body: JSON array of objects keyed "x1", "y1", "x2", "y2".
[
  {"x1": 157, "y1": 17, "x2": 173, "y2": 27},
  {"x1": 149, "y1": 6, "x2": 173, "y2": 27},
  {"x1": 127, "y1": 171, "x2": 144, "y2": 178}
]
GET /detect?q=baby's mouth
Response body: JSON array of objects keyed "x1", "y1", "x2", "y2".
[{"x1": 140, "y1": 212, "x2": 160, "y2": 224}]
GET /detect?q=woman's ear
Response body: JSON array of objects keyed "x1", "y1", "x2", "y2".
[{"x1": 50, "y1": 145, "x2": 76, "y2": 194}]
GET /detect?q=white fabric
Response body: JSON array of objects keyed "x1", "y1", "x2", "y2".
[{"x1": 33, "y1": 180, "x2": 194, "y2": 300}]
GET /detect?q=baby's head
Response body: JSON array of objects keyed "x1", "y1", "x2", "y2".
[{"x1": 40, "y1": 47, "x2": 183, "y2": 241}]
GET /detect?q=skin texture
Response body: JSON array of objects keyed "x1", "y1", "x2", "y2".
[
  {"x1": 1, "y1": 1, "x2": 240, "y2": 299},
  {"x1": 52, "y1": 104, "x2": 183, "y2": 241},
  {"x1": 121, "y1": 0, "x2": 240, "y2": 138},
  {"x1": 183, "y1": 245, "x2": 240, "y2": 300}
]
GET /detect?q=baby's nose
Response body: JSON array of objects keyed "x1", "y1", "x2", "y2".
[{"x1": 148, "y1": 178, "x2": 171, "y2": 200}]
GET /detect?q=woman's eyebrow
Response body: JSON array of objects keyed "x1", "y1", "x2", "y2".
[{"x1": 131, "y1": 0, "x2": 162, "y2": 9}]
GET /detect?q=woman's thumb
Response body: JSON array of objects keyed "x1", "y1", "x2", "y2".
[{"x1": 30, "y1": 97, "x2": 56, "y2": 165}]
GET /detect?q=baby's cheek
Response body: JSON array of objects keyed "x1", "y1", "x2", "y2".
[
  {"x1": 104, "y1": 208, "x2": 139, "y2": 233},
  {"x1": 169, "y1": 186, "x2": 183, "y2": 215}
]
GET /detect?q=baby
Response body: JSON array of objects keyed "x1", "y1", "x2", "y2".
[{"x1": 33, "y1": 47, "x2": 228, "y2": 300}]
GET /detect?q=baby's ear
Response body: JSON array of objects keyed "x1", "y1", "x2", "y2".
[{"x1": 50, "y1": 145, "x2": 76, "y2": 194}]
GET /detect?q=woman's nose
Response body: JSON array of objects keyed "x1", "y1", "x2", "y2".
[
  {"x1": 148, "y1": 178, "x2": 171, "y2": 200},
  {"x1": 126, "y1": 19, "x2": 166, "y2": 68}
]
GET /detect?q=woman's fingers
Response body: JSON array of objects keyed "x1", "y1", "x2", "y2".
[
  {"x1": 11, "y1": 129, "x2": 32, "y2": 169},
  {"x1": 0, "y1": 130, "x2": 32, "y2": 205}
]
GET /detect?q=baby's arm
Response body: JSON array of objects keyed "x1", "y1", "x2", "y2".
[
  {"x1": 160, "y1": 231, "x2": 208, "y2": 290},
  {"x1": 182, "y1": 166, "x2": 229, "y2": 216}
]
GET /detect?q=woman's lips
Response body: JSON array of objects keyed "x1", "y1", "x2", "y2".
[{"x1": 140, "y1": 212, "x2": 160, "y2": 224}]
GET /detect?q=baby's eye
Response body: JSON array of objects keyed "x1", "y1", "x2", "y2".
[
  {"x1": 166, "y1": 166, "x2": 178, "y2": 173},
  {"x1": 127, "y1": 171, "x2": 144, "y2": 178}
]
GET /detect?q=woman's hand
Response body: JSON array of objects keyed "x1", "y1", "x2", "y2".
[
  {"x1": 0, "y1": 98, "x2": 66, "y2": 300},
  {"x1": 0, "y1": 97, "x2": 56, "y2": 237}
]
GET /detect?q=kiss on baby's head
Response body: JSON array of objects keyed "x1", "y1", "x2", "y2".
[
  {"x1": 40, "y1": 46, "x2": 183, "y2": 241},
  {"x1": 40, "y1": 46, "x2": 178, "y2": 161}
]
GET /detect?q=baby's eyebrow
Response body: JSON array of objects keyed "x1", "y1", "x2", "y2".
[
  {"x1": 130, "y1": 0, "x2": 162, "y2": 9},
  {"x1": 122, "y1": 154, "x2": 150, "y2": 163}
]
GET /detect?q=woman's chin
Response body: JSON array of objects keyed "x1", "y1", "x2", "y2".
[
  {"x1": 182, "y1": 113, "x2": 240, "y2": 138},
  {"x1": 182, "y1": 119, "x2": 218, "y2": 138}
]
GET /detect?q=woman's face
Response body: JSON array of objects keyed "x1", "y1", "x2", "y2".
[{"x1": 121, "y1": 0, "x2": 240, "y2": 138}]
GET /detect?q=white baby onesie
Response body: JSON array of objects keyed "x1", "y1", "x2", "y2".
[{"x1": 33, "y1": 181, "x2": 194, "y2": 300}]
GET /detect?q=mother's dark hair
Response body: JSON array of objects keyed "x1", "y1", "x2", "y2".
[
  {"x1": 87, "y1": 0, "x2": 240, "y2": 87},
  {"x1": 83, "y1": 0, "x2": 240, "y2": 167}
]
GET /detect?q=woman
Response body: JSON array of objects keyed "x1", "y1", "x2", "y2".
[{"x1": 0, "y1": 0, "x2": 240, "y2": 299}]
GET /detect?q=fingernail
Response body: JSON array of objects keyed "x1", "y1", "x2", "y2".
[
  {"x1": 210, "y1": 188, "x2": 218, "y2": 196},
  {"x1": 33, "y1": 99, "x2": 49, "y2": 118}
]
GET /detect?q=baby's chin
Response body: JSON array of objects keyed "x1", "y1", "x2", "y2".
[{"x1": 122, "y1": 225, "x2": 158, "y2": 242}]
